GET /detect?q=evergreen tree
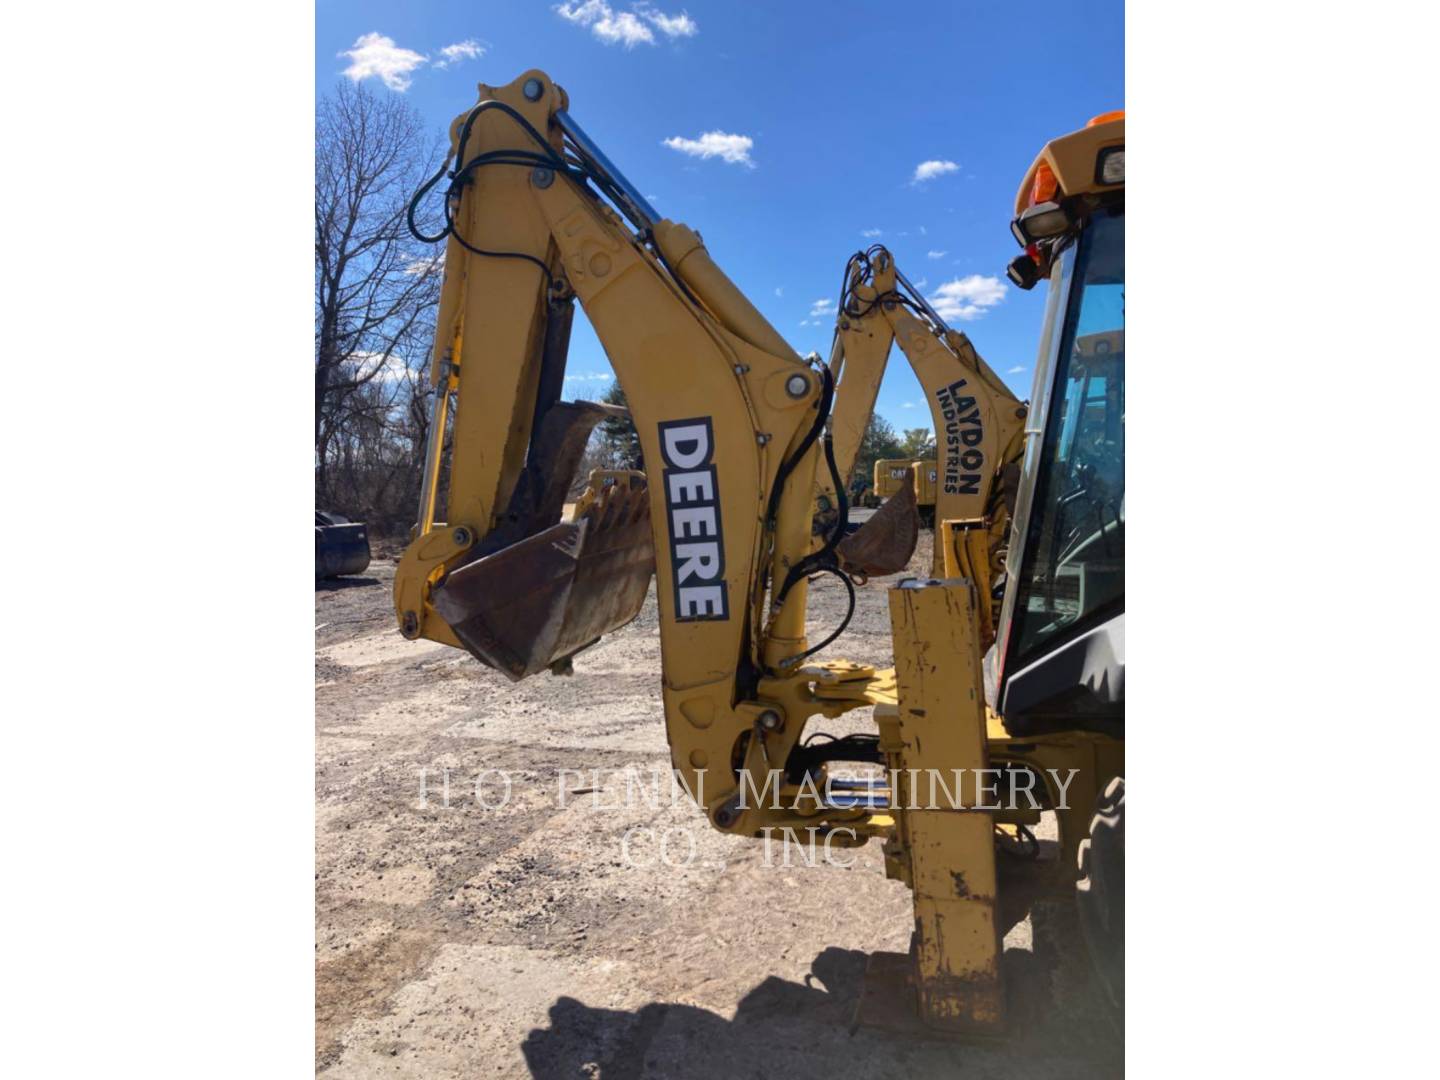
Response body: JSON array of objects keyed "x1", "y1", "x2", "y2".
[
  {"x1": 853, "y1": 414, "x2": 905, "y2": 492},
  {"x1": 597, "y1": 380, "x2": 643, "y2": 469}
]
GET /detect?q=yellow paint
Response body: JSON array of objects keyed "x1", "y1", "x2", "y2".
[{"x1": 391, "y1": 71, "x2": 1124, "y2": 1034}]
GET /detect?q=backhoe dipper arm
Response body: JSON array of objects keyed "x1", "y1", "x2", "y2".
[
  {"x1": 394, "y1": 71, "x2": 878, "y2": 839},
  {"x1": 819, "y1": 247, "x2": 1029, "y2": 577}
]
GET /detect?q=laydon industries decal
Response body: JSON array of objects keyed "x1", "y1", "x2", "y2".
[{"x1": 935, "y1": 378, "x2": 984, "y2": 496}]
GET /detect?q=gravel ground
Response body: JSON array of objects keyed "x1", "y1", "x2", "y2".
[{"x1": 315, "y1": 531, "x2": 1121, "y2": 1078}]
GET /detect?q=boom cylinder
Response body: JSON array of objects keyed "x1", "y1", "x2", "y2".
[
  {"x1": 555, "y1": 109, "x2": 659, "y2": 231},
  {"x1": 653, "y1": 221, "x2": 799, "y2": 363},
  {"x1": 416, "y1": 353, "x2": 454, "y2": 536}
]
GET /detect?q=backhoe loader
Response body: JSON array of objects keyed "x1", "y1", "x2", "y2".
[
  {"x1": 815, "y1": 247, "x2": 1028, "y2": 586},
  {"x1": 393, "y1": 69, "x2": 1123, "y2": 1033}
]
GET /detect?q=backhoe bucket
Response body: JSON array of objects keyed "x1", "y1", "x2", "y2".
[
  {"x1": 432, "y1": 479, "x2": 655, "y2": 680},
  {"x1": 837, "y1": 480, "x2": 920, "y2": 577}
]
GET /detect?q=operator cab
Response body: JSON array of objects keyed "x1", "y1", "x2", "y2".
[{"x1": 988, "y1": 113, "x2": 1125, "y2": 738}]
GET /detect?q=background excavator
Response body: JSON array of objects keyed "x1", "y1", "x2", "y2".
[
  {"x1": 871, "y1": 457, "x2": 921, "y2": 505},
  {"x1": 911, "y1": 459, "x2": 939, "y2": 523},
  {"x1": 393, "y1": 69, "x2": 1123, "y2": 1032}
]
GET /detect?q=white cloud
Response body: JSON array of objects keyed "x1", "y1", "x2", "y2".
[
  {"x1": 929, "y1": 275, "x2": 1007, "y2": 321},
  {"x1": 926, "y1": 250, "x2": 947, "y2": 260},
  {"x1": 663, "y1": 131, "x2": 755, "y2": 167},
  {"x1": 556, "y1": 1, "x2": 652, "y2": 46},
  {"x1": 350, "y1": 350, "x2": 413, "y2": 383},
  {"x1": 403, "y1": 253, "x2": 445, "y2": 276},
  {"x1": 809, "y1": 298, "x2": 836, "y2": 319},
  {"x1": 919, "y1": 225, "x2": 928, "y2": 235},
  {"x1": 564, "y1": 371, "x2": 612, "y2": 383},
  {"x1": 900, "y1": 401, "x2": 919, "y2": 409},
  {"x1": 556, "y1": 2, "x2": 697, "y2": 48},
  {"x1": 339, "y1": 33, "x2": 428, "y2": 91},
  {"x1": 636, "y1": 2, "x2": 698, "y2": 37},
  {"x1": 774, "y1": 286, "x2": 784, "y2": 297},
  {"x1": 911, "y1": 276, "x2": 928, "y2": 289},
  {"x1": 598, "y1": 11, "x2": 652, "y2": 45},
  {"x1": 1006, "y1": 365, "x2": 1025, "y2": 375},
  {"x1": 861, "y1": 228, "x2": 883, "y2": 238},
  {"x1": 912, "y1": 159, "x2": 960, "y2": 184},
  {"x1": 433, "y1": 39, "x2": 484, "y2": 69}
]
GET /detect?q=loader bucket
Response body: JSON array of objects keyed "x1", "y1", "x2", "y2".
[
  {"x1": 836, "y1": 480, "x2": 920, "y2": 577},
  {"x1": 431, "y1": 479, "x2": 655, "y2": 680}
]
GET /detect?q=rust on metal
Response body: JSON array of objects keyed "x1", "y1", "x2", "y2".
[
  {"x1": 852, "y1": 949, "x2": 1005, "y2": 1039},
  {"x1": 836, "y1": 480, "x2": 921, "y2": 577},
  {"x1": 434, "y1": 479, "x2": 655, "y2": 680},
  {"x1": 913, "y1": 965, "x2": 1005, "y2": 1034},
  {"x1": 483, "y1": 400, "x2": 629, "y2": 548}
]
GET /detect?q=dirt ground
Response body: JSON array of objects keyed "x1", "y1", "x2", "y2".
[{"x1": 315, "y1": 533, "x2": 1122, "y2": 1078}]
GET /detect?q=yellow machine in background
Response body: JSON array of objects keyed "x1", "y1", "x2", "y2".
[
  {"x1": 393, "y1": 70, "x2": 1124, "y2": 1033},
  {"x1": 868, "y1": 457, "x2": 939, "y2": 525},
  {"x1": 570, "y1": 467, "x2": 645, "y2": 512},
  {"x1": 872, "y1": 457, "x2": 921, "y2": 501},
  {"x1": 911, "y1": 460, "x2": 938, "y2": 523},
  {"x1": 911, "y1": 460, "x2": 937, "y2": 507}
]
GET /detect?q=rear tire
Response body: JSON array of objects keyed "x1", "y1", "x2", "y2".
[{"x1": 1076, "y1": 776, "x2": 1125, "y2": 1010}]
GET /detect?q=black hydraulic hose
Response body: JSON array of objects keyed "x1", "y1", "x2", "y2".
[
  {"x1": 821, "y1": 426, "x2": 850, "y2": 549},
  {"x1": 763, "y1": 363, "x2": 835, "y2": 530},
  {"x1": 406, "y1": 99, "x2": 576, "y2": 283},
  {"x1": 454, "y1": 99, "x2": 563, "y2": 171},
  {"x1": 777, "y1": 566, "x2": 856, "y2": 670},
  {"x1": 766, "y1": 405, "x2": 861, "y2": 668},
  {"x1": 442, "y1": 174, "x2": 556, "y2": 289},
  {"x1": 408, "y1": 97, "x2": 679, "y2": 296},
  {"x1": 774, "y1": 425, "x2": 848, "y2": 607},
  {"x1": 407, "y1": 160, "x2": 454, "y2": 244}
]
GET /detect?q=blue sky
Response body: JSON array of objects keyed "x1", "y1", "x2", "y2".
[{"x1": 317, "y1": 0, "x2": 1123, "y2": 434}]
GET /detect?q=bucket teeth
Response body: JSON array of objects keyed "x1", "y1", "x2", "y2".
[{"x1": 432, "y1": 478, "x2": 655, "y2": 680}]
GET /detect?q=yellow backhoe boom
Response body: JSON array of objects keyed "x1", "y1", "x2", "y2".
[{"x1": 395, "y1": 70, "x2": 910, "y2": 844}]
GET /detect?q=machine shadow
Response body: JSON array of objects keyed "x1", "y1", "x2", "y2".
[
  {"x1": 521, "y1": 940, "x2": 1121, "y2": 1079},
  {"x1": 314, "y1": 576, "x2": 382, "y2": 592},
  {"x1": 521, "y1": 946, "x2": 867, "y2": 1080}
]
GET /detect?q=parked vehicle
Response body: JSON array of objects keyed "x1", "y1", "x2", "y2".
[{"x1": 315, "y1": 511, "x2": 371, "y2": 579}]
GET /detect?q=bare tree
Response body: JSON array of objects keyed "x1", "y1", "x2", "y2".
[{"x1": 315, "y1": 79, "x2": 444, "y2": 514}]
